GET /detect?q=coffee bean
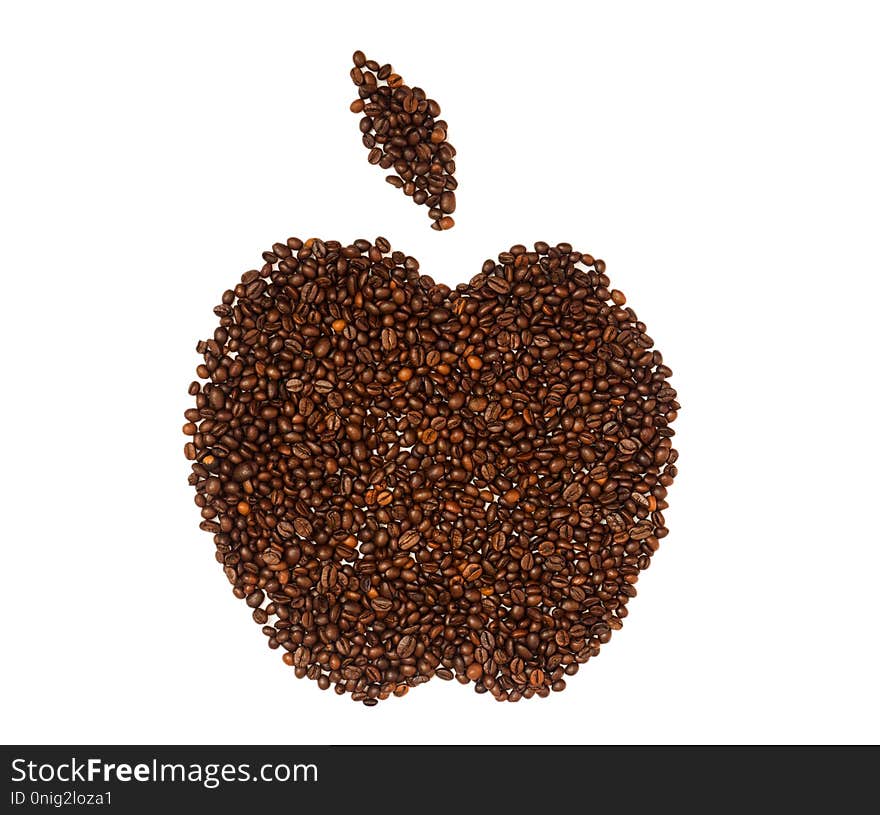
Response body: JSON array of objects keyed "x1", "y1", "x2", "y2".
[
  {"x1": 563, "y1": 482, "x2": 584, "y2": 502},
  {"x1": 293, "y1": 518, "x2": 312, "y2": 537},
  {"x1": 462, "y1": 563, "x2": 483, "y2": 582},
  {"x1": 398, "y1": 529, "x2": 420, "y2": 550},
  {"x1": 371, "y1": 597, "x2": 393, "y2": 613},
  {"x1": 440, "y1": 191, "x2": 456, "y2": 214},
  {"x1": 397, "y1": 635, "x2": 417, "y2": 659},
  {"x1": 381, "y1": 327, "x2": 397, "y2": 350},
  {"x1": 186, "y1": 238, "x2": 678, "y2": 704}
]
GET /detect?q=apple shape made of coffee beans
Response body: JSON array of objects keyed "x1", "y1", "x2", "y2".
[{"x1": 183, "y1": 237, "x2": 679, "y2": 704}]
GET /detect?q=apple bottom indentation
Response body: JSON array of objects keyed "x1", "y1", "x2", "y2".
[{"x1": 184, "y1": 236, "x2": 679, "y2": 705}]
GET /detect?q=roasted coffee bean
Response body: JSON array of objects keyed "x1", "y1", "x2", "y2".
[
  {"x1": 350, "y1": 51, "x2": 458, "y2": 228},
  {"x1": 185, "y1": 238, "x2": 678, "y2": 705},
  {"x1": 293, "y1": 518, "x2": 313, "y2": 537},
  {"x1": 398, "y1": 529, "x2": 420, "y2": 550},
  {"x1": 397, "y1": 635, "x2": 417, "y2": 659}
]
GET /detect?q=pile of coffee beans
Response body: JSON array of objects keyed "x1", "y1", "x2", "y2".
[
  {"x1": 349, "y1": 51, "x2": 457, "y2": 230},
  {"x1": 184, "y1": 237, "x2": 678, "y2": 704}
]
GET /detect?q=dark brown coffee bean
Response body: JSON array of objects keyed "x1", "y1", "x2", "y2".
[
  {"x1": 462, "y1": 563, "x2": 483, "y2": 582},
  {"x1": 293, "y1": 518, "x2": 312, "y2": 537},
  {"x1": 397, "y1": 635, "x2": 417, "y2": 659},
  {"x1": 371, "y1": 597, "x2": 393, "y2": 613},
  {"x1": 563, "y1": 482, "x2": 584, "y2": 502},
  {"x1": 399, "y1": 530, "x2": 420, "y2": 550},
  {"x1": 440, "y1": 191, "x2": 456, "y2": 213},
  {"x1": 380, "y1": 327, "x2": 397, "y2": 351}
]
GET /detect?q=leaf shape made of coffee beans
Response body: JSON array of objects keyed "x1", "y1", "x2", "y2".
[
  {"x1": 183, "y1": 237, "x2": 679, "y2": 704},
  {"x1": 350, "y1": 50, "x2": 457, "y2": 230}
]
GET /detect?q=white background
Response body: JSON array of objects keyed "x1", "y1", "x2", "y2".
[{"x1": 1, "y1": 1, "x2": 878, "y2": 745}]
